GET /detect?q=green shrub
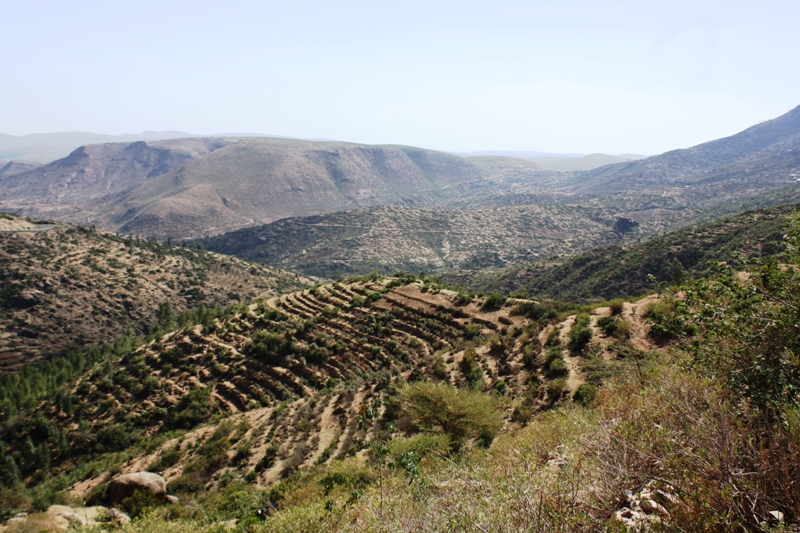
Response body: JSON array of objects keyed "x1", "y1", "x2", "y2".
[
  {"x1": 399, "y1": 382, "x2": 502, "y2": 450},
  {"x1": 481, "y1": 292, "x2": 507, "y2": 311},
  {"x1": 167, "y1": 387, "x2": 215, "y2": 429},
  {"x1": 608, "y1": 298, "x2": 625, "y2": 315},
  {"x1": 546, "y1": 378, "x2": 566, "y2": 400},
  {"x1": 573, "y1": 383, "x2": 599, "y2": 406},
  {"x1": 545, "y1": 357, "x2": 567, "y2": 379},
  {"x1": 597, "y1": 316, "x2": 617, "y2": 336}
]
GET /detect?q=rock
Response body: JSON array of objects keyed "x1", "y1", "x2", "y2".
[
  {"x1": 165, "y1": 494, "x2": 179, "y2": 505},
  {"x1": 108, "y1": 471, "x2": 168, "y2": 504},
  {"x1": 46, "y1": 505, "x2": 87, "y2": 527},
  {"x1": 640, "y1": 498, "x2": 665, "y2": 515},
  {"x1": 613, "y1": 509, "x2": 635, "y2": 527},
  {"x1": 653, "y1": 489, "x2": 680, "y2": 509},
  {"x1": 769, "y1": 510, "x2": 785, "y2": 523},
  {"x1": 107, "y1": 508, "x2": 131, "y2": 525}
]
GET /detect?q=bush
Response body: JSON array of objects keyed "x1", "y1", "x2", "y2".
[
  {"x1": 597, "y1": 316, "x2": 617, "y2": 336},
  {"x1": 573, "y1": 383, "x2": 599, "y2": 406},
  {"x1": 481, "y1": 292, "x2": 507, "y2": 311},
  {"x1": 546, "y1": 379, "x2": 566, "y2": 400},
  {"x1": 545, "y1": 357, "x2": 568, "y2": 379},
  {"x1": 608, "y1": 298, "x2": 625, "y2": 315},
  {"x1": 614, "y1": 319, "x2": 631, "y2": 339},
  {"x1": 568, "y1": 315, "x2": 593, "y2": 350},
  {"x1": 399, "y1": 382, "x2": 502, "y2": 450},
  {"x1": 167, "y1": 387, "x2": 215, "y2": 429}
]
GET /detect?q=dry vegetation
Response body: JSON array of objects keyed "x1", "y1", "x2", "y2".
[{"x1": 0, "y1": 214, "x2": 310, "y2": 372}]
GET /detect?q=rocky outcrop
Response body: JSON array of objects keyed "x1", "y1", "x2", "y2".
[{"x1": 108, "y1": 471, "x2": 175, "y2": 505}]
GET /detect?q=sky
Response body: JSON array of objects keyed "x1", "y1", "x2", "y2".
[{"x1": 1, "y1": 0, "x2": 798, "y2": 155}]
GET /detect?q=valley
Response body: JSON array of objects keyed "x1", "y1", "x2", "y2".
[{"x1": 1, "y1": 106, "x2": 800, "y2": 532}]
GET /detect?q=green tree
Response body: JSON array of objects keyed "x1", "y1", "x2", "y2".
[
  {"x1": 156, "y1": 301, "x2": 175, "y2": 330},
  {"x1": 399, "y1": 382, "x2": 502, "y2": 450},
  {"x1": 667, "y1": 212, "x2": 800, "y2": 414}
]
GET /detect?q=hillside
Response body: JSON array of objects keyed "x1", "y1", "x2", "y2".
[
  {"x1": 441, "y1": 203, "x2": 798, "y2": 302},
  {"x1": 574, "y1": 104, "x2": 800, "y2": 194},
  {"x1": 196, "y1": 204, "x2": 638, "y2": 278},
  {"x1": 0, "y1": 214, "x2": 311, "y2": 373},
  {"x1": 0, "y1": 138, "x2": 490, "y2": 240},
  {"x1": 2, "y1": 212, "x2": 799, "y2": 531},
  {"x1": 0, "y1": 132, "x2": 205, "y2": 164},
  {"x1": 0, "y1": 273, "x2": 657, "y2": 516}
]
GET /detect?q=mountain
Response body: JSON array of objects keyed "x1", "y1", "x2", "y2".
[
  {"x1": 441, "y1": 203, "x2": 797, "y2": 302},
  {"x1": 574, "y1": 104, "x2": 800, "y2": 194},
  {"x1": 196, "y1": 204, "x2": 635, "y2": 279},
  {"x1": 2, "y1": 209, "x2": 799, "y2": 530},
  {"x1": 533, "y1": 153, "x2": 647, "y2": 172},
  {"x1": 0, "y1": 213, "x2": 311, "y2": 373},
  {"x1": 0, "y1": 138, "x2": 489, "y2": 240},
  {"x1": 0, "y1": 161, "x2": 43, "y2": 179}
]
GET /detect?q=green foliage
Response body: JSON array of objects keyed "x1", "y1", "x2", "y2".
[
  {"x1": 120, "y1": 488, "x2": 164, "y2": 518},
  {"x1": 481, "y1": 291, "x2": 507, "y2": 310},
  {"x1": 544, "y1": 348, "x2": 568, "y2": 379},
  {"x1": 567, "y1": 313, "x2": 593, "y2": 350},
  {"x1": 399, "y1": 382, "x2": 502, "y2": 449},
  {"x1": 166, "y1": 387, "x2": 215, "y2": 429},
  {"x1": 667, "y1": 212, "x2": 800, "y2": 413},
  {"x1": 156, "y1": 301, "x2": 175, "y2": 330},
  {"x1": 597, "y1": 315, "x2": 617, "y2": 336},
  {"x1": 460, "y1": 347, "x2": 483, "y2": 386},
  {"x1": 148, "y1": 444, "x2": 183, "y2": 473},
  {"x1": 573, "y1": 383, "x2": 599, "y2": 406}
]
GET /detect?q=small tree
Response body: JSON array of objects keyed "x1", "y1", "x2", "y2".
[
  {"x1": 156, "y1": 301, "x2": 175, "y2": 330},
  {"x1": 399, "y1": 382, "x2": 502, "y2": 450}
]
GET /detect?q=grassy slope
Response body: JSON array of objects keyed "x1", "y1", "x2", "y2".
[{"x1": 441, "y1": 203, "x2": 798, "y2": 302}]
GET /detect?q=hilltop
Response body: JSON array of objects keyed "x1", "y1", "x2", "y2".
[
  {"x1": 441, "y1": 203, "x2": 798, "y2": 302},
  {"x1": 0, "y1": 214, "x2": 310, "y2": 372},
  {"x1": 574, "y1": 104, "x2": 800, "y2": 195}
]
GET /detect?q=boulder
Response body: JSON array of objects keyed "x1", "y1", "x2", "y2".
[
  {"x1": 165, "y1": 495, "x2": 180, "y2": 505},
  {"x1": 108, "y1": 472, "x2": 168, "y2": 504},
  {"x1": 107, "y1": 508, "x2": 131, "y2": 525}
]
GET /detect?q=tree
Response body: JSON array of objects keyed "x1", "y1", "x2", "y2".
[
  {"x1": 399, "y1": 382, "x2": 502, "y2": 450},
  {"x1": 665, "y1": 212, "x2": 800, "y2": 414},
  {"x1": 156, "y1": 301, "x2": 175, "y2": 330}
]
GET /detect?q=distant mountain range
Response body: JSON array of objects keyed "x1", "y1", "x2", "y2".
[
  {"x1": 459, "y1": 151, "x2": 649, "y2": 172},
  {"x1": 1, "y1": 105, "x2": 799, "y2": 259},
  {"x1": 0, "y1": 138, "x2": 490, "y2": 240}
]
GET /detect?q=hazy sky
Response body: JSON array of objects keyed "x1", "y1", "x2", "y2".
[{"x1": 1, "y1": 0, "x2": 798, "y2": 154}]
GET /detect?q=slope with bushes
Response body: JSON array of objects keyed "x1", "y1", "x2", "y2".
[
  {"x1": 442, "y1": 203, "x2": 797, "y2": 303},
  {"x1": 3, "y1": 216, "x2": 800, "y2": 531},
  {"x1": 0, "y1": 214, "x2": 311, "y2": 372}
]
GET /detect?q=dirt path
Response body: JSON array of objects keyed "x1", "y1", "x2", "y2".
[{"x1": 623, "y1": 295, "x2": 660, "y2": 352}]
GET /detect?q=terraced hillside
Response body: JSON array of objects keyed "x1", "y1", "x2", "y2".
[
  {"x1": 443, "y1": 203, "x2": 798, "y2": 303},
  {"x1": 197, "y1": 204, "x2": 637, "y2": 278},
  {"x1": 0, "y1": 214, "x2": 311, "y2": 372},
  {"x1": 0, "y1": 275, "x2": 657, "y2": 503}
]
